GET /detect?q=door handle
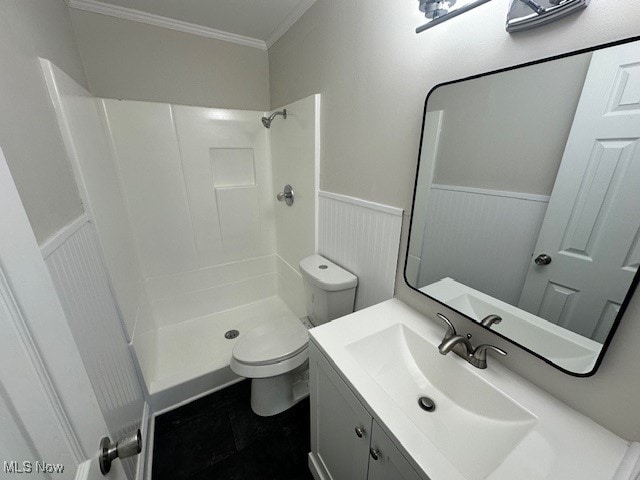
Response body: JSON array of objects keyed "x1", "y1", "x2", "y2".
[
  {"x1": 99, "y1": 430, "x2": 142, "y2": 474},
  {"x1": 534, "y1": 253, "x2": 552, "y2": 265},
  {"x1": 355, "y1": 426, "x2": 365, "y2": 438},
  {"x1": 276, "y1": 184, "x2": 294, "y2": 206},
  {"x1": 369, "y1": 447, "x2": 381, "y2": 461}
]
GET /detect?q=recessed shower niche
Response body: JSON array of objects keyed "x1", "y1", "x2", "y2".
[
  {"x1": 211, "y1": 148, "x2": 261, "y2": 258},
  {"x1": 210, "y1": 148, "x2": 256, "y2": 187}
]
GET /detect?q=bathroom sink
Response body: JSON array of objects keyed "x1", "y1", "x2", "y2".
[
  {"x1": 345, "y1": 323, "x2": 537, "y2": 479},
  {"x1": 311, "y1": 300, "x2": 631, "y2": 480}
]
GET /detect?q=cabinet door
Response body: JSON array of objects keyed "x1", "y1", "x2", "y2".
[
  {"x1": 368, "y1": 421, "x2": 424, "y2": 480},
  {"x1": 310, "y1": 344, "x2": 372, "y2": 480}
]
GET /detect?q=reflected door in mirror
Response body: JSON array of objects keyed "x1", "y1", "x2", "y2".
[{"x1": 519, "y1": 42, "x2": 640, "y2": 343}]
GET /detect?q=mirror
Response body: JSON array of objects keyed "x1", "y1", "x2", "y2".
[{"x1": 406, "y1": 37, "x2": 640, "y2": 376}]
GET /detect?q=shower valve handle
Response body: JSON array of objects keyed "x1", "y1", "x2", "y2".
[{"x1": 277, "y1": 184, "x2": 295, "y2": 206}]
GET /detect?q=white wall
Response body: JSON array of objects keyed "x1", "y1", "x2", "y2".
[
  {"x1": 41, "y1": 59, "x2": 144, "y2": 340},
  {"x1": 69, "y1": 9, "x2": 270, "y2": 111},
  {"x1": 269, "y1": 0, "x2": 640, "y2": 440},
  {"x1": 0, "y1": 0, "x2": 86, "y2": 243},
  {"x1": 102, "y1": 100, "x2": 276, "y2": 278},
  {"x1": 271, "y1": 95, "x2": 319, "y2": 271},
  {"x1": 270, "y1": 94, "x2": 320, "y2": 316},
  {"x1": 428, "y1": 52, "x2": 591, "y2": 196}
]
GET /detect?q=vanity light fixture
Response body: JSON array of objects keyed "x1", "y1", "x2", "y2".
[
  {"x1": 506, "y1": 0, "x2": 590, "y2": 32},
  {"x1": 416, "y1": 0, "x2": 492, "y2": 33}
]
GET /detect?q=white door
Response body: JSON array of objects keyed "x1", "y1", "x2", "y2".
[
  {"x1": 0, "y1": 146, "x2": 128, "y2": 479},
  {"x1": 518, "y1": 42, "x2": 640, "y2": 342}
]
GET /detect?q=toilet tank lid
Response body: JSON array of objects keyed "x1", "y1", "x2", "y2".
[{"x1": 299, "y1": 254, "x2": 358, "y2": 291}]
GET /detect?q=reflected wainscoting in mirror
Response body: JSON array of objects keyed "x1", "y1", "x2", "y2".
[{"x1": 406, "y1": 37, "x2": 640, "y2": 376}]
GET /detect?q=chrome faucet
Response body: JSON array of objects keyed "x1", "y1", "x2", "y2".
[
  {"x1": 435, "y1": 313, "x2": 507, "y2": 369},
  {"x1": 480, "y1": 314, "x2": 502, "y2": 328}
]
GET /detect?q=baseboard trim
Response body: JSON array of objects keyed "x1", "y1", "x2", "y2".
[
  {"x1": 74, "y1": 460, "x2": 91, "y2": 480},
  {"x1": 136, "y1": 402, "x2": 151, "y2": 480},
  {"x1": 308, "y1": 452, "x2": 329, "y2": 480}
]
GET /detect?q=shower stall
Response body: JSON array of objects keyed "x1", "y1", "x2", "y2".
[{"x1": 42, "y1": 59, "x2": 320, "y2": 413}]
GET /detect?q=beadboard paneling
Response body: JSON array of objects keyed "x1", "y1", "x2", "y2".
[
  {"x1": 318, "y1": 191, "x2": 403, "y2": 310},
  {"x1": 45, "y1": 220, "x2": 144, "y2": 479},
  {"x1": 418, "y1": 186, "x2": 549, "y2": 305}
]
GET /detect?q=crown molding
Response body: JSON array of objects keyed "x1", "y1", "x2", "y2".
[
  {"x1": 265, "y1": 0, "x2": 317, "y2": 48},
  {"x1": 65, "y1": 0, "x2": 268, "y2": 50}
]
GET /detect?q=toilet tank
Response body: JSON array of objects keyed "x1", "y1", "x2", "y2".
[{"x1": 299, "y1": 254, "x2": 357, "y2": 326}]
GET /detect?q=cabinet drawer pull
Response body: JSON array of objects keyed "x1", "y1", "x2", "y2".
[
  {"x1": 369, "y1": 447, "x2": 381, "y2": 461},
  {"x1": 355, "y1": 426, "x2": 365, "y2": 438}
]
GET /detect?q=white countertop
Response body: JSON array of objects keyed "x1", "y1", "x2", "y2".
[{"x1": 310, "y1": 299, "x2": 635, "y2": 480}]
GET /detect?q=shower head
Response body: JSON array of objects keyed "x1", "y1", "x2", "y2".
[{"x1": 261, "y1": 109, "x2": 287, "y2": 128}]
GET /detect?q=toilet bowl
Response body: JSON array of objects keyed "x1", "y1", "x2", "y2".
[
  {"x1": 230, "y1": 254, "x2": 357, "y2": 416},
  {"x1": 230, "y1": 314, "x2": 309, "y2": 416}
]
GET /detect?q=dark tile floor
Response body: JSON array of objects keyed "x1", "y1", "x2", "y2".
[{"x1": 152, "y1": 380, "x2": 313, "y2": 480}]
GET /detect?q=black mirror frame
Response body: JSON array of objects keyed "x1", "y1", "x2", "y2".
[{"x1": 404, "y1": 34, "x2": 640, "y2": 377}]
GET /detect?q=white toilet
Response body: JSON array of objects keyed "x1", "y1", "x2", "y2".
[{"x1": 230, "y1": 254, "x2": 357, "y2": 416}]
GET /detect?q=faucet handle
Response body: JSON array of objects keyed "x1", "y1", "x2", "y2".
[
  {"x1": 470, "y1": 344, "x2": 507, "y2": 369},
  {"x1": 436, "y1": 313, "x2": 456, "y2": 339},
  {"x1": 480, "y1": 314, "x2": 502, "y2": 328}
]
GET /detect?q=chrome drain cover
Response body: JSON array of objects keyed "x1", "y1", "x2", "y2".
[
  {"x1": 418, "y1": 396, "x2": 436, "y2": 412},
  {"x1": 224, "y1": 330, "x2": 239, "y2": 339}
]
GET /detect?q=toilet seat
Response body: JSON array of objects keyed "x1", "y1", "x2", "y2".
[{"x1": 230, "y1": 315, "x2": 309, "y2": 379}]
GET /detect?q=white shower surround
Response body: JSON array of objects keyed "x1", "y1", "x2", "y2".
[
  {"x1": 105, "y1": 97, "x2": 315, "y2": 408},
  {"x1": 43, "y1": 57, "x2": 320, "y2": 411},
  {"x1": 105, "y1": 96, "x2": 321, "y2": 411}
]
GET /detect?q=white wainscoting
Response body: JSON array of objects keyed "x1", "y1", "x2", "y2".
[
  {"x1": 418, "y1": 184, "x2": 549, "y2": 306},
  {"x1": 318, "y1": 191, "x2": 403, "y2": 310},
  {"x1": 44, "y1": 219, "x2": 144, "y2": 479}
]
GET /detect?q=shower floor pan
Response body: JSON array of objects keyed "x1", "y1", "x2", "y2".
[{"x1": 135, "y1": 296, "x2": 300, "y2": 412}]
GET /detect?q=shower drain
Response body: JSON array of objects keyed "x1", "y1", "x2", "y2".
[{"x1": 224, "y1": 330, "x2": 239, "y2": 339}]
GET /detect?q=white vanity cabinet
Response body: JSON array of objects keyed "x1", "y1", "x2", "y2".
[
  {"x1": 309, "y1": 341, "x2": 424, "y2": 480},
  {"x1": 367, "y1": 421, "x2": 424, "y2": 480}
]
